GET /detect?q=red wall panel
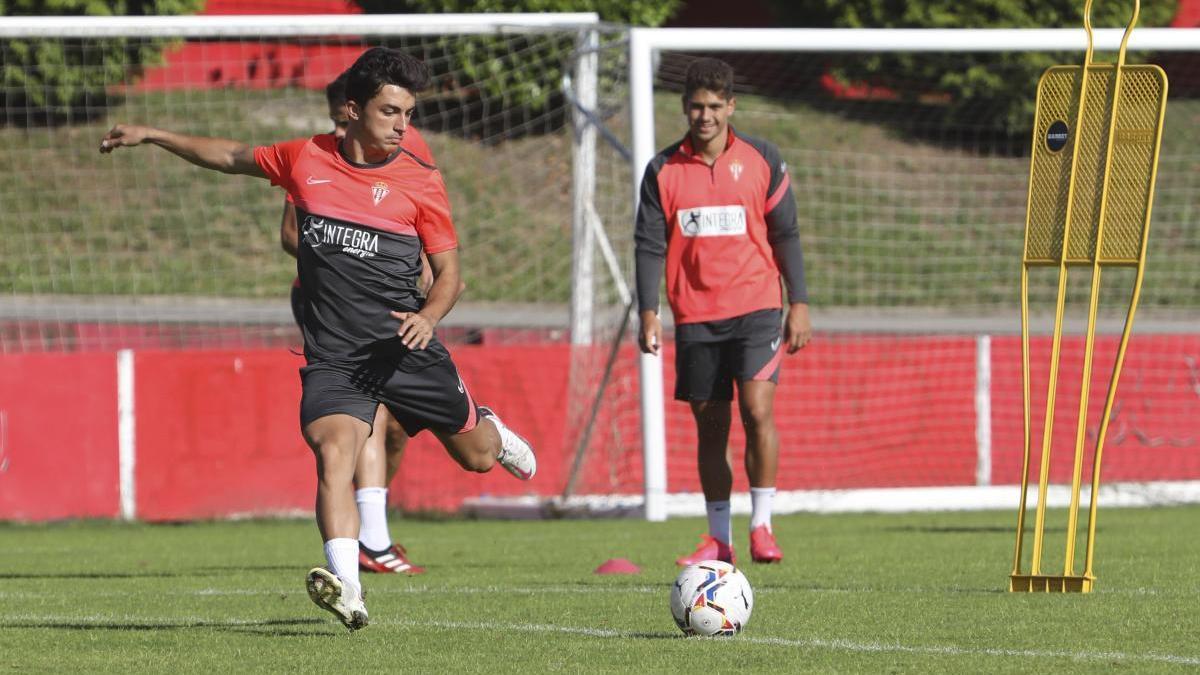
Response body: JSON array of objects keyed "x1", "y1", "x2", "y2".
[
  {"x1": 132, "y1": 345, "x2": 573, "y2": 519},
  {"x1": 133, "y1": 350, "x2": 314, "y2": 520},
  {"x1": 3, "y1": 332, "x2": 1197, "y2": 521},
  {"x1": 0, "y1": 353, "x2": 119, "y2": 519},
  {"x1": 567, "y1": 336, "x2": 981, "y2": 496},
  {"x1": 990, "y1": 334, "x2": 1200, "y2": 485}
]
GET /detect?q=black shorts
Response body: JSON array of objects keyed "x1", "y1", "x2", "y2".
[
  {"x1": 299, "y1": 343, "x2": 479, "y2": 436},
  {"x1": 674, "y1": 308, "x2": 783, "y2": 402}
]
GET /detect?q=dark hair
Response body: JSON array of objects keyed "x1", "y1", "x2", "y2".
[
  {"x1": 325, "y1": 71, "x2": 349, "y2": 109},
  {"x1": 683, "y1": 57, "x2": 735, "y2": 101},
  {"x1": 344, "y1": 47, "x2": 432, "y2": 107}
]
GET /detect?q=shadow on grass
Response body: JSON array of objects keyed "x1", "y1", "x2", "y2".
[
  {"x1": 0, "y1": 571, "x2": 229, "y2": 580},
  {"x1": 759, "y1": 580, "x2": 1008, "y2": 595},
  {"x1": 0, "y1": 564, "x2": 307, "y2": 579},
  {"x1": 621, "y1": 632, "x2": 680, "y2": 641},
  {"x1": 196, "y1": 565, "x2": 304, "y2": 573},
  {"x1": 879, "y1": 525, "x2": 1067, "y2": 535},
  {"x1": 1, "y1": 617, "x2": 680, "y2": 639},
  {"x1": 0, "y1": 617, "x2": 327, "y2": 636}
]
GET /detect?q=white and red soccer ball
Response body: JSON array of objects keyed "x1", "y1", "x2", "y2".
[{"x1": 669, "y1": 560, "x2": 754, "y2": 636}]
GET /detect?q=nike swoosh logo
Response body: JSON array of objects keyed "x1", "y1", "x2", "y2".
[
  {"x1": 771, "y1": 337, "x2": 782, "y2": 351},
  {"x1": 306, "y1": 176, "x2": 333, "y2": 185}
]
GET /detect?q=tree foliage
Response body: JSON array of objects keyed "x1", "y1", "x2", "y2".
[
  {"x1": 766, "y1": 0, "x2": 1177, "y2": 132},
  {"x1": 357, "y1": 0, "x2": 678, "y2": 27},
  {"x1": 355, "y1": 0, "x2": 681, "y2": 121},
  {"x1": 1, "y1": 0, "x2": 205, "y2": 124}
]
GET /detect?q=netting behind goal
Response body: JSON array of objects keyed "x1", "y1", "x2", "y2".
[
  {"x1": 0, "y1": 15, "x2": 640, "y2": 517},
  {"x1": 0, "y1": 17, "x2": 607, "y2": 350},
  {"x1": 564, "y1": 33, "x2": 1200, "y2": 513}
]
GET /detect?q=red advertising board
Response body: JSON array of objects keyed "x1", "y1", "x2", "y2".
[
  {"x1": 0, "y1": 353, "x2": 120, "y2": 520},
  {"x1": 1, "y1": 334, "x2": 1196, "y2": 521}
]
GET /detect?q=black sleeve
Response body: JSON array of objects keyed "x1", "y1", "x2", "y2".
[
  {"x1": 761, "y1": 143, "x2": 807, "y2": 304},
  {"x1": 634, "y1": 158, "x2": 668, "y2": 314}
]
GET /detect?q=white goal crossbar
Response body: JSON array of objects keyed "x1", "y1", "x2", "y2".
[{"x1": 0, "y1": 13, "x2": 601, "y2": 38}]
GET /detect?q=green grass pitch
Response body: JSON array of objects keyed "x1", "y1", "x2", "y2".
[{"x1": 2, "y1": 507, "x2": 1198, "y2": 672}]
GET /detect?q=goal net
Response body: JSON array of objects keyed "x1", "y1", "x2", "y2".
[
  {"x1": 0, "y1": 13, "x2": 640, "y2": 518},
  {"x1": 559, "y1": 28, "x2": 1200, "y2": 519}
]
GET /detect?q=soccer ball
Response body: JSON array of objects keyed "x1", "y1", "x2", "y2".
[{"x1": 669, "y1": 560, "x2": 754, "y2": 636}]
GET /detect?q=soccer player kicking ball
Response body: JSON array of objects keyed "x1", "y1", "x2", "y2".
[
  {"x1": 100, "y1": 47, "x2": 536, "y2": 631},
  {"x1": 279, "y1": 70, "x2": 461, "y2": 577},
  {"x1": 634, "y1": 57, "x2": 810, "y2": 566}
]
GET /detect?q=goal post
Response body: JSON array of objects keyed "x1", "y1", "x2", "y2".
[{"x1": 627, "y1": 26, "x2": 1200, "y2": 521}]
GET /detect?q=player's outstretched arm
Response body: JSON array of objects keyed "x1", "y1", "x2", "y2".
[{"x1": 99, "y1": 124, "x2": 267, "y2": 179}]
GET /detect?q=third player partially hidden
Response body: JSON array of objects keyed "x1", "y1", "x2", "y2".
[{"x1": 635, "y1": 57, "x2": 811, "y2": 565}]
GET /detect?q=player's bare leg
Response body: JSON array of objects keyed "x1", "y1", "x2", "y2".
[
  {"x1": 677, "y1": 400, "x2": 736, "y2": 565},
  {"x1": 435, "y1": 407, "x2": 536, "y2": 480},
  {"x1": 693, "y1": 401, "x2": 734, "y2": 501},
  {"x1": 306, "y1": 414, "x2": 371, "y2": 541},
  {"x1": 738, "y1": 381, "x2": 779, "y2": 487},
  {"x1": 303, "y1": 413, "x2": 372, "y2": 629},
  {"x1": 354, "y1": 405, "x2": 424, "y2": 575},
  {"x1": 434, "y1": 422, "x2": 498, "y2": 472},
  {"x1": 355, "y1": 406, "x2": 392, "y2": 488},
  {"x1": 738, "y1": 379, "x2": 783, "y2": 563},
  {"x1": 384, "y1": 413, "x2": 407, "y2": 483}
]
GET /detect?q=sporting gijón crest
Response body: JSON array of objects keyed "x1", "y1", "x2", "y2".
[
  {"x1": 371, "y1": 181, "x2": 390, "y2": 206},
  {"x1": 729, "y1": 159, "x2": 744, "y2": 182}
]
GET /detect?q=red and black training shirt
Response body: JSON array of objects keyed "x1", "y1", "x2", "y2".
[
  {"x1": 635, "y1": 127, "x2": 806, "y2": 326},
  {"x1": 256, "y1": 134, "x2": 456, "y2": 364}
]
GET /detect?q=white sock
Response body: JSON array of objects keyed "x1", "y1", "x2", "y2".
[
  {"x1": 750, "y1": 487, "x2": 776, "y2": 530},
  {"x1": 706, "y1": 500, "x2": 732, "y2": 545},
  {"x1": 355, "y1": 487, "x2": 392, "y2": 552},
  {"x1": 323, "y1": 537, "x2": 361, "y2": 593}
]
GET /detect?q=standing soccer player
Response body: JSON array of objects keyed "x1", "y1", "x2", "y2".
[
  {"x1": 100, "y1": 47, "x2": 536, "y2": 631},
  {"x1": 635, "y1": 58, "x2": 811, "y2": 566},
  {"x1": 278, "y1": 70, "x2": 446, "y2": 577}
]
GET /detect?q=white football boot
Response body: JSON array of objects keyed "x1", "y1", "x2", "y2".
[
  {"x1": 479, "y1": 406, "x2": 537, "y2": 480},
  {"x1": 305, "y1": 567, "x2": 369, "y2": 632}
]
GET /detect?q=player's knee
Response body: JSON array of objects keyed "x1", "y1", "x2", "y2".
[
  {"x1": 309, "y1": 438, "x2": 357, "y2": 470},
  {"x1": 740, "y1": 401, "x2": 774, "y2": 429},
  {"x1": 455, "y1": 448, "x2": 495, "y2": 474},
  {"x1": 384, "y1": 434, "x2": 408, "y2": 458}
]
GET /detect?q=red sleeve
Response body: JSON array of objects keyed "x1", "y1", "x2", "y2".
[
  {"x1": 416, "y1": 170, "x2": 458, "y2": 254},
  {"x1": 403, "y1": 126, "x2": 435, "y2": 166},
  {"x1": 253, "y1": 137, "x2": 309, "y2": 193}
]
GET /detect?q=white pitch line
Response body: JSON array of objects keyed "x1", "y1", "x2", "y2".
[
  {"x1": 0, "y1": 585, "x2": 673, "y2": 599},
  {"x1": 386, "y1": 619, "x2": 1200, "y2": 667},
  {"x1": 6, "y1": 583, "x2": 1197, "y2": 600},
  {"x1": 1, "y1": 613, "x2": 1197, "y2": 666}
]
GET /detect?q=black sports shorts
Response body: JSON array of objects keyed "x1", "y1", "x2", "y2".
[
  {"x1": 674, "y1": 308, "x2": 783, "y2": 402},
  {"x1": 299, "y1": 341, "x2": 480, "y2": 436}
]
